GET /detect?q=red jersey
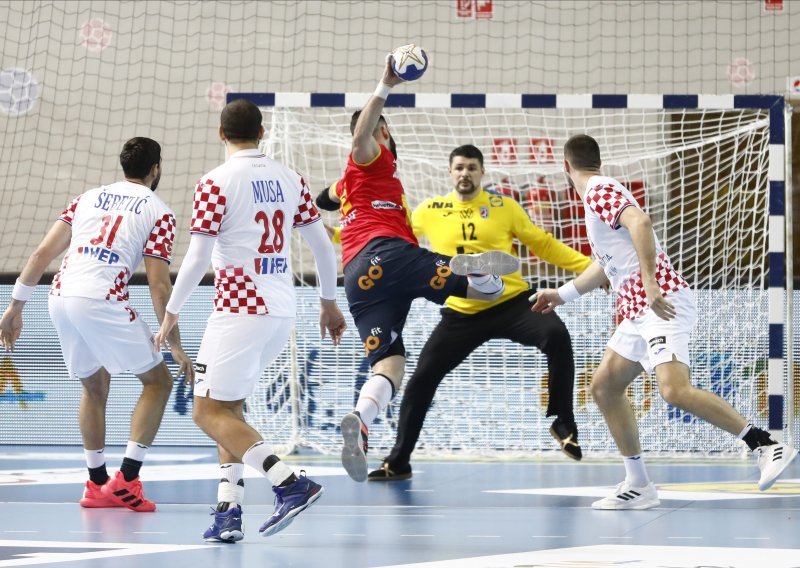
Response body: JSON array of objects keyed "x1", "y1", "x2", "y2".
[{"x1": 334, "y1": 144, "x2": 418, "y2": 267}]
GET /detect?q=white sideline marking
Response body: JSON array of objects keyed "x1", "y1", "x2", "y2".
[
  {"x1": 0, "y1": 540, "x2": 209, "y2": 567},
  {"x1": 374, "y1": 544, "x2": 800, "y2": 568}
]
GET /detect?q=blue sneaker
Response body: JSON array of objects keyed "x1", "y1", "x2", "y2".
[
  {"x1": 203, "y1": 505, "x2": 244, "y2": 543},
  {"x1": 259, "y1": 472, "x2": 323, "y2": 537}
]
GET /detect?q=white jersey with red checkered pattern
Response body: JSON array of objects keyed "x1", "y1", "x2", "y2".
[
  {"x1": 583, "y1": 175, "x2": 687, "y2": 320},
  {"x1": 51, "y1": 180, "x2": 175, "y2": 301},
  {"x1": 190, "y1": 148, "x2": 321, "y2": 316}
]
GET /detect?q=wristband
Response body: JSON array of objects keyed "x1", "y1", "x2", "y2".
[
  {"x1": 373, "y1": 82, "x2": 391, "y2": 100},
  {"x1": 557, "y1": 280, "x2": 581, "y2": 303},
  {"x1": 11, "y1": 279, "x2": 35, "y2": 302}
]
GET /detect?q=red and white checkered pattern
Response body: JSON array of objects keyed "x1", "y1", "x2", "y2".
[
  {"x1": 293, "y1": 178, "x2": 321, "y2": 227},
  {"x1": 58, "y1": 196, "x2": 82, "y2": 226},
  {"x1": 191, "y1": 179, "x2": 227, "y2": 236},
  {"x1": 143, "y1": 213, "x2": 176, "y2": 262},
  {"x1": 585, "y1": 184, "x2": 633, "y2": 229},
  {"x1": 105, "y1": 268, "x2": 131, "y2": 302},
  {"x1": 214, "y1": 265, "x2": 268, "y2": 315},
  {"x1": 616, "y1": 252, "x2": 688, "y2": 320},
  {"x1": 49, "y1": 254, "x2": 70, "y2": 296}
]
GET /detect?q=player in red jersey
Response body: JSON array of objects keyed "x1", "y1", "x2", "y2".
[{"x1": 315, "y1": 53, "x2": 519, "y2": 482}]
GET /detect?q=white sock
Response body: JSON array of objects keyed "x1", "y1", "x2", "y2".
[
  {"x1": 623, "y1": 454, "x2": 650, "y2": 487},
  {"x1": 737, "y1": 423, "x2": 753, "y2": 440},
  {"x1": 217, "y1": 463, "x2": 245, "y2": 506},
  {"x1": 125, "y1": 441, "x2": 149, "y2": 462},
  {"x1": 242, "y1": 441, "x2": 294, "y2": 487},
  {"x1": 467, "y1": 274, "x2": 504, "y2": 294},
  {"x1": 355, "y1": 374, "x2": 394, "y2": 426},
  {"x1": 84, "y1": 448, "x2": 106, "y2": 469}
]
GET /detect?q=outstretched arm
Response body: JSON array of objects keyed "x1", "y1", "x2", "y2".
[
  {"x1": 617, "y1": 207, "x2": 675, "y2": 321},
  {"x1": 351, "y1": 56, "x2": 404, "y2": 164},
  {"x1": 0, "y1": 220, "x2": 71, "y2": 351},
  {"x1": 530, "y1": 261, "x2": 608, "y2": 314}
]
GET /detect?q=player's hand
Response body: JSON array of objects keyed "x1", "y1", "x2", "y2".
[
  {"x1": 529, "y1": 288, "x2": 565, "y2": 314},
  {"x1": 153, "y1": 311, "x2": 179, "y2": 352},
  {"x1": 644, "y1": 280, "x2": 676, "y2": 320},
  {"x1": 320, "y1": 298, "x2": 346, "y2": 346},
  {"x1": 0, "y1": 304, "x2": 23, "y2": 352},
  {"x1": 170, "y1": 345, "x2": 195, "y2": 387},
  {"x1": 382, "y1": 53, "x2": 405, "y2": 88}
]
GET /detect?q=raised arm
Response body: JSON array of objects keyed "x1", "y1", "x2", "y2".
[
  {"x1": 617, "y1": 206, "x2": 675, "y2": 320},
  {"x1": 351, "y1": 56, "x2": 404, "y2": 164},
  {"x1": 0, "y1": 220, "x2": 71, "y2": 351}
]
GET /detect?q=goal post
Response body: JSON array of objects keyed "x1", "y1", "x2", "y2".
[{"x1": 229, "y1": 91, "x2": 791, "y2": 457}]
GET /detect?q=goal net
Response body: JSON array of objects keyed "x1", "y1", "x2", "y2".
[{"x1": 245, "y1": 96, "x2": 781, "y2": 457}]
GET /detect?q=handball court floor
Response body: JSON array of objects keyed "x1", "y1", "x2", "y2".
[{"x1": 0, "y1": 446, "x2": 798, "y2": 568}]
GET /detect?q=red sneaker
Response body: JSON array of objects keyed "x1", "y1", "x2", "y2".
[
  {"x1": 79, "y1": 480, "x2": 124, "y2": 508},
  {"x1": 100, "y1": 471, "x2": 157, "y2": 512}
]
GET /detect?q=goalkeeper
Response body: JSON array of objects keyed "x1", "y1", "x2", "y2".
[{"x1": 364, "y1": 144, "x2": 592, "y2": 480}]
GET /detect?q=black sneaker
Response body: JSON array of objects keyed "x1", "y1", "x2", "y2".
[
  {"x1": 550, "y1": 417, "x2": 582, "y2": 461},
  {"x1": 367, "y1": 460, "x2": 412, "y2": 481}
]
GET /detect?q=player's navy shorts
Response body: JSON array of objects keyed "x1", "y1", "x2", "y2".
[{"x1": 343, "y1": 237, "x2": 469, "y2": 365}]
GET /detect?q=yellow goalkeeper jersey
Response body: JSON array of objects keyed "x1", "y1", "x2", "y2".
[{"x1": 412, "y1": 189, "x2": 592, "y2": 314}]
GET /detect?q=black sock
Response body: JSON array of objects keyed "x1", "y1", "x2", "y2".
[
  {"x1": 120, "y1": 457, "x2": 143, "y2": 482},
  {"x1": 278, "y1": 473, "x2": 298, "y2": 487},
  {"x1": 742, "y1": 425, "x2": 777, "y2": 451},
  {"x1": 88, "y1": 465, "x2": 109, "y2": 486}
]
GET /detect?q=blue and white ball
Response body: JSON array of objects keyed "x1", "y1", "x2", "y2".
[{"x1": 390, "y1": 44, "x2": 428, "y2": 81}]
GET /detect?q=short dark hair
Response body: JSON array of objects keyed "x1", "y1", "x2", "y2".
[
  {"x1": 119, "y1": 137, "x2": 161, "y2": 179},
  {"x1": 350, "y1": 110, "x2": 387, "y2": 135},
  {"x1": 564, "y1": 134, "x2": 602, "y2": 170},
  {"x1": 221, "y1": 99, "x2": 262, "y2": 142},
  {"x1": 449, "y1": 144, "x2": 484, "y2": 168}
]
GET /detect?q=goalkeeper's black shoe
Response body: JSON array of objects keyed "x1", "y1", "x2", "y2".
[
  {"x1": 367, "y1": 460, "x2": 412, "y2": 481},
  {"x1": 550, "y1": 417, "x2": 583, "y2": 461}
]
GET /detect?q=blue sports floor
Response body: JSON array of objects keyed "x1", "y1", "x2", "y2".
[{"x1": 0, "y1": 446, "x2": 798, "y2": 567}]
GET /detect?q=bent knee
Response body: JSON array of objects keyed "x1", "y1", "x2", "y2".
[{"x1": 658, "y1": 382, "x2": 692, "y2": 407}]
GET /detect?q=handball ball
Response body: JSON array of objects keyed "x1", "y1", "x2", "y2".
[{"x1": 390, "y1": 44, "x2": 429, "y2": 81}]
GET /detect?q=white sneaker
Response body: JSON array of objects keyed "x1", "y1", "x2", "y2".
[
  {"x1": 755, "y1": 443, "x2": 798, "y2": 491},
  {"x1": 340, "y1": 411, "x2": 369, "y2": 482},
  {"x1": 591, "y1": 481, "x2": 660, "y2": 510},
  {"x1": 449, "y1": 250, "x2": 519, "y2": 276}
]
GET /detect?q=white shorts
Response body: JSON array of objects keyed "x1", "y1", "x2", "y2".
[
  {"x1": 193, "y1": 311, "x2": 295, "y2": 401},
  {"x1": 607, "y1": 287, "x2": 697, "y2": 373},
  {"x1": 48, "y1": 296, "x2": 163, "y2": 379}
]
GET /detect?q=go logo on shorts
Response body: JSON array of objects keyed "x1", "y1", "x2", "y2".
[
  {"x1": 429, "y1": 265, "x2": 451, "y2": 290},
  {"x1": 358, "y1": 265, "x2": 383, "y2": 290},
  {"x1": 364, "y1": 335, "x2": 380, "y2": 354}
]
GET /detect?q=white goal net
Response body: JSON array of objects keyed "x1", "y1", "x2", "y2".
[{"x1": 242, "y1": 100, "x2": 777, "y2": 457}]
